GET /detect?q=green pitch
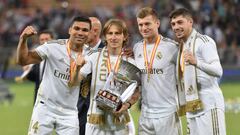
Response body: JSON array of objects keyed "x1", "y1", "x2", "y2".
[{"x1": 0, "y1": 81, "x2": 239, "y2": 135}]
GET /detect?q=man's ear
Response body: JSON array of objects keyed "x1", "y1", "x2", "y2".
[
  {"x1": 156, "y1": 19, "x2": 160, "y2": 27},
  {"x1": 68, "y1": 27, "x2": 71, "y2": 35},
  {"x1": 188, "y1": 17, "x2": 193, "y2": 25},
  {"x1": 93, "y1": 28, "x2": 98, "y2": 35},
  {"x1": 93, "y1": 28, "x2": 97, "y2": 32},
  {"x1": 123, "y1": 35, "x2": 128, "y2": 42}
]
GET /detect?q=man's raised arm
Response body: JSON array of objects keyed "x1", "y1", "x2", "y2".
[{"x1": 17, "y1": 26, "x2": 42, "y2": 66}]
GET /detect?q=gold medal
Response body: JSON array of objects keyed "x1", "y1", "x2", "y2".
[
  {"x1": 147, "y1": 72, "x2": 151, "y2": 82},
  {"x1": 143, "y1": 36, "x2": 161, "y2": 82}
]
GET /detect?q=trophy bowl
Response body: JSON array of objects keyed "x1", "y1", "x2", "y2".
[
  {"x1": 115, "y1": 60, "x2": 141, "y2": 84},
  {"x1": 95, "y1": 60, "x2": 141, "y2": 112}
]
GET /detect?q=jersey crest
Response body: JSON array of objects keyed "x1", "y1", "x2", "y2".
[{"x1": 156, "y1": 51, "x2": 162, "y2": 60}]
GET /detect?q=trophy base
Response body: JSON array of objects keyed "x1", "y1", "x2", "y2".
[{"x1": 96, "y1": 89, "x2": 122, "y2": 112}]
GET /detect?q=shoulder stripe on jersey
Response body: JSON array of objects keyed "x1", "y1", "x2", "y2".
[
  {"x1": 198, "y1": 36, "x2": 207, "y2": 43},
  {"x1": 137, "y1": 39, "x2": 144, "y2": 44},
  {"x1": 197, "y1": 33, "x2": 209, "y2": 44},
  {"x1": 162, "y1": 37, "x2": 177, "y2": 45},
  {"x1": 47, "y1": 39, "x2": 66, "y2": 45},
  {"x1": 202, "y1": 35, "x2": 209, "y2": 42},
  {"x1": 87, "y1": 48, "x2": 102, "y2": 56}
]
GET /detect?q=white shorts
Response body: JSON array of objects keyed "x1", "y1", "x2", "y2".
[
  {"x1": 85, "y1": 123, "x2": 128, "y2": 135},
  {"x1": 28, "y1": 101, "x2": 79, "y2": 135},
  {"x1": 187, "y1": 108, "x2": 226, "y2": 135},
  {"x1": 138, "y1": 113, "x2": 182, "y2": 135}
]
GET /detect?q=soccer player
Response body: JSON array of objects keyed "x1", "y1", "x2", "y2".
[
  {"x1": 77, "y1": 16, "x2": 104, "y2": 135},
  {"x1": 133, "y1": 7, "x2": 181, "y2": 135},
  {"x1": 16, "y1": 16, "x2": 91, "y2": 135},
  {"x1": 15, "y1": 30, "x2": 54, "y2": 104},
  {"x1": 169, "y1": 8, "x2": 226, "y2": 135},
  {"x1": 73, "y1": 19, "x2": 140, "y2": 135}
]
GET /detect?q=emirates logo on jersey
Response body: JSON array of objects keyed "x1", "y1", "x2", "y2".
[
  {"x1": 140, "y1": 68, "x2": 163, "y2": 74},
  {"x1": 54, "y1": 69, "x2": 70, "y2": 81}
]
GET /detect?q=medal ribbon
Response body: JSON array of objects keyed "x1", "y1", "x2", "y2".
[
  {"x1": 66, "y1": 41, "x2": 82, "y2": 87},
  {"x1": 143, "y1": 35, "x2": 161, "y2": 82},
  {"x1": 106, "y1": 47, "x2": 122, "y2": 74},
  {"x1": 180, "y1": 51, "x2": 185, "y2": 73}
]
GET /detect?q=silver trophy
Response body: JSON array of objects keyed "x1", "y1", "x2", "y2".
[{"x1": 95, "y1": 60, "x2": 141, "y2": 112}]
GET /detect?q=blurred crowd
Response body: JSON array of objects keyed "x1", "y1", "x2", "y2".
[{"x1": 0, "y1": 0, "x2": 240, "y2": 73}]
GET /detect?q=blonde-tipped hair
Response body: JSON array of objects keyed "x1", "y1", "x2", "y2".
[{"x1": 136, "y1": 7, "x2": 159, "y2": 20}]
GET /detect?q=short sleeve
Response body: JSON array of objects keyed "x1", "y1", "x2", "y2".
[{"x1": 35, "y1": 43, "x2": 50, "y2": 60}]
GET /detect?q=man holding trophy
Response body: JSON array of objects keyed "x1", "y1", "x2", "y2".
[{"x1": 70, "y1": 19, "x2": 140, "y2": 135}]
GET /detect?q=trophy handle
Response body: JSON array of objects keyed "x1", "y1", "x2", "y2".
[
  {"x1": 120, "y1": 81, "x2": 137, "y2": 102},
  {"x1": 115, "y1": 101, "x2": 123, "y2": 111}
]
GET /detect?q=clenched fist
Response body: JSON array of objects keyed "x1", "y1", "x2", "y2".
[{"x1": 20, "y1": 26, "x2": 37, "y2": 40}]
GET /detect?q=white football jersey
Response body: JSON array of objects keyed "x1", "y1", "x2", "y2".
[
  {"x1": 35, "y1": 39, "x2": 87, "y2": 114},
  {"x1": 80, "y1": 49, "x2": 136, "y2": 130},
  {"x1": 133, "y1": 36, "x2": 179, "y2": 118},
  {"x1": 185, "y1": 29, "x2": 225, "y2": 118}
]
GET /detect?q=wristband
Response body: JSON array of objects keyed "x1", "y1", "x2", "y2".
[{"x1": 126, "y1": 101, "x2": 132, "y2": 109}]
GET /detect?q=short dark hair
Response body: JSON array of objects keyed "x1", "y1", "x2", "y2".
[
  {"x1": 38, "y1": 30, "x2": 54, "y2": 39},
  {"x1": 169, "y1": 8, "x2": 193, "y2": 20},
  {"x1": 70, "y1": 16, "x2": 92, "y2": 29},
  {"x1": 136, "y1": 7, "x2": 159, "y2": 20}
]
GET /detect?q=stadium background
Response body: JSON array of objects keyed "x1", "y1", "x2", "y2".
[{"x1": 0, "y1": 0, "x2": 239, "y2": 134}]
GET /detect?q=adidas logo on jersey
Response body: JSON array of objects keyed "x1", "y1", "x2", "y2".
[
  {"x1": 137, "y1": 53, "x2": 142, "y2": 58},
  {"x1": 59, "y1": 58, "x2": 64, "y2": 62}
]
